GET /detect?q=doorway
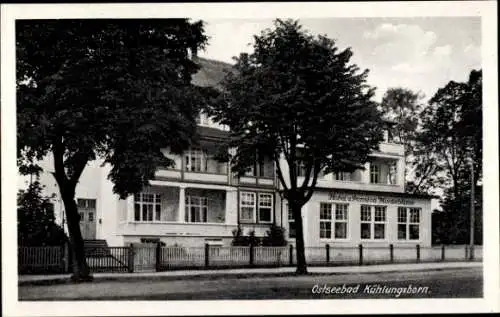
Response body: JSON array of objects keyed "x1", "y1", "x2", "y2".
[{"x1": 77, "y1": 198, "x2": 97, "y2": 240}]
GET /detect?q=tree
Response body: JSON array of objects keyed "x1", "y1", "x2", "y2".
[
  {"x1": 379, "y1": 88, "x2": 439, "y2": 194},
  {"x1": 231, "y1": 227, "x2": 261, "y2": 246},
  {"x1": 208, "y1": 19, "x2": 384, "y2": 274},
  {"x1": 418, "y1": 70, "x2": 482, "y2": 198},
  {"x1": 380, "y1": 88, "x2": 423, "y2": 157},
  {"x1": 17, "y1": 19, "x2": 209, "y2": 281},
  {"x1": 261, "y1": 224, "x2": 288, "y2": 247},
  {"x1": 436, "y1": 183, "x2": 482, "y2": 245},
  {"x1": 418, "y1": 70, "x2": 482, "y2": 245},
  {"x1": 18, "y1": 180, "x2": 68, "y2": 247}
]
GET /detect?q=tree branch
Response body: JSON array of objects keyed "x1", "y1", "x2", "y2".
[
  {"x1": 299, "y1": 155, "x2": 314, "y2": 192},
  {"x1": 274, "y1": 152, "x2": 289, "y2": 192},
  {"x1": 304, "y1": 161, "x2": 321, "y2": 202},
  {"x1": 68, "y1": 154, "x2": 89, "y2": 188},
  {"x1": 52, "y1": 137, "x2": 68, "y2": 188}
]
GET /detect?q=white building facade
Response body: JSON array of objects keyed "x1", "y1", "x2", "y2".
[{"x1": 19, "y1": 57, "x2": 433, "y2": 248}]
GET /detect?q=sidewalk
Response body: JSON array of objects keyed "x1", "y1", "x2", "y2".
[{"x1": 19, "y1": 261, "x2": 481, "y2": 286}]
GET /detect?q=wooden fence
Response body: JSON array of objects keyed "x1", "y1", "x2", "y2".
[{"x1": 18, "y1": 244, "x2": 483, "y2": 274}]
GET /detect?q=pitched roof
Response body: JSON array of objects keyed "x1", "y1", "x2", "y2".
[
  {"x1": 191, "y1": 57, "x2": 234, "y2": 89},
  {"x1": 196, "y1": 125, "x2": 229, "y2": 141}
]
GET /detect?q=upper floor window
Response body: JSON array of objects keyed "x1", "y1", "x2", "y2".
[
  {"x1": 387, "y1": 162, "x2": 398, "y2": 185},
  {"x1": 335, "y1": 172, "x2": 351, "y2": 181},
  {"x1": 370, "y1": 164, "x2": 380, "y2": 184},
  {"x1": 397, "y1": 207, "x2": 420, "y2": 240},
  {"x1": 185, "y1": 148, "x2": 208, "y2": 172},
  {"x1": 244, "y1": 155, "x2": 274, "y2": 178},
  {"x1": 134, "y1": 193, "x2": 161, "y2": 222},
  {"x1": 196, "y1": 112, "x2": 211, "y2": 126},
  {"x1": 360, "y1": 205, "x2": 386, "y2": 240}
]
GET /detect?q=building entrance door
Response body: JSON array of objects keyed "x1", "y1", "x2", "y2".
[{"x1": 77, "y1": 198, "x2": 97, "y2": 240}]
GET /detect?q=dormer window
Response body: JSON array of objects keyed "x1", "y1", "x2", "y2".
[
  {"x1": 335, "y1": 172, "x2": 351, "y2": 181},
  {"x1": 196, "y1": 111, "x2": 211, "y2": 126}
]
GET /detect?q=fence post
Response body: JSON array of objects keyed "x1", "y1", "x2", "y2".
[
  {"x1": 470, "y1": 244, "x2": 475, "y2": 260},
  {"x1": 204, "y1": 243, "x2": 210, "y2": 268},
  {"x1": 326, "y1": 244, "x2": 330, "y2": 264},
  {"x1": 464, "y1": 244, "x2": 469, "y2": 260},
  {"x1": 127, "y1": 243, "x2": 135, "y2": 273},
  {"x1": 416, "y1": 244, "x2": 421, "y2": 263},
  {"x1": 441, "y1": 244, "x2": 445, "y2": 261},
  {"x1": 358, "y1": 244, "x2": 363, "y2": 266},
  {"x1": 389, "y1": 244, "x2": 394, "y2": 263},
  {"x1": 155, "y1": 242, "x2": 161, "y2": 272},
  {"x1": 249, "y1": 243, "x2": 255, "y2": 266},
  {"x1": 289, "y1": 244, "x2": 294, "y2": 266}
]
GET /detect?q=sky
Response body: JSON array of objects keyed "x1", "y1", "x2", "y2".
[{"x1": 198, "y1": 17, "x2": 482, "y2": 102}]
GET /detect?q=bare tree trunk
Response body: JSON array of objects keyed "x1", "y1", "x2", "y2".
[
  {"x1": 292, "y1": 202, "x2": 308, "y2": 275},
  {"x1": 61, "y1": 190, "x2": 92, "y2": 282}
]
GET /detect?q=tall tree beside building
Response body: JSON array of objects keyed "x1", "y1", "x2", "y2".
[
  {"x1": 18, "y1": 181, "x2": 68, "y2": 247},
  {"x1": 379, "y1": 88, "x2": 438, "y2": 194},
  {"x1": 418, "y1": 69, "x2": 482, "y2": 244},
  {"x1": 208, "y1": 19, "x2": 384, "y2": 274},
  {"x1": 16, "y1": 19, "x2": 208, "y2": 281}
]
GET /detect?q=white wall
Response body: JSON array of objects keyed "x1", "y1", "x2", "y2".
[{"x1": 281, "y1": 190, "x2": 432, "y2": 248}]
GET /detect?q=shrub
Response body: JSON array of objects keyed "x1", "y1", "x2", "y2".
[
  {"x1": 262, "y1": 224, "x2": 288, "y2": 246},
  {"x1": 231, "y1": 226, "x2": 262, "y2": 246}
]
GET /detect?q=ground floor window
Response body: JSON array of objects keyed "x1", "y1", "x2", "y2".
[
  {"x1": 185, "y1": 195, "x2": 208, "y2": 223},
  {"x1": 134, "y1": 193, "x2": 161, "y2": 222},
  {"x1": 360, "y1": 205, "x2": 387, "y2": 240},
  {"x1": 240, "y1": 191, "x2": 274, "y2": 223},
  {"x1": 240, "y1": 192, "x2": 256, "y2": 222},
  {"x1": 258, "y1": 193, "x2": 273, "y2": 223},
  {"x1": 398, "y1": 207, "x2": 421, "y2": 240},
  {"x1": 320, "y1": 203, "x2": 349, "y2": 239}
]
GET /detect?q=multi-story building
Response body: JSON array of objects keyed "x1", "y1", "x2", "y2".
[{"x1": 19, "y1": 57, "x2": 433, "y2": 248}]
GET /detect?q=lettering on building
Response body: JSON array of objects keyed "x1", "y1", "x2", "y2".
[{"x1": 328, "y1": 193, "x2": 415, "y2": 205}]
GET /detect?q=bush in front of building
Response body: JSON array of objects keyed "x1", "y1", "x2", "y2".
[
  {"x1": 17, "y1": 180, "x2": 68, "y2": 247},
  {"x1": 232, "y1": 225, "x2": 288, "y2": 246},
  {"x1": 262, "y1": 224, "x2": 288, "y2": 246},
  {"x1": 231, "y1": 226, "x2": 261, "y2": 246}
]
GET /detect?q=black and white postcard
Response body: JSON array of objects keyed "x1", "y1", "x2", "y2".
[{"x1": 1, "y1": 1, "x2": 498, "y2": 315}]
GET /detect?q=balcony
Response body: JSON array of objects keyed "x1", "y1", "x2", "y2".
[
  {"x1": 376, "y1": 142, "x2": 404, "y2": 157},
  {"x1": 310, "y1": 158, "x2": 404, "y2": 193},
  {"x1": 120, "y1": 186, "x2": 238, "y2": 237},
  {"x1": 236, "y1": 159, "x2": 275, "y2": 187},
  {"x1": 154, "y1": 145, "x2": 229, "y2": 185}
]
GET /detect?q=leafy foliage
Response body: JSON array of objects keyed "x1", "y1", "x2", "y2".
[
  {"x1": 418, "y1": 70, "x2": 482, "y2": 245},
  {"x1": 262, "y1": 224, "x2": 288, "y2": 246},
  {"x1": 17, "y1": 19, "x2": 209, "y2": 198},
  {"x1": 433, "y1": 184, "x2": 482, "y2": 245},
  {"x1": 380, "y1": 87, "x2": 423, "y2": 156},
  {"x1": 209, "y1": 19, "x2": 384, "y2": 273},
  {"x1": 18, "y1": 181, "x2": 68, "y2": 246},
  {"x1": 16, "y1": 19, "x2": 209, "y2": 279},
  {"x1": 417, "y1": 69, "x2": 482, "y2": 196},
  {"x1": 231, "y1": 227, "x2": 261, "y2": 246},
  {"x1": 379, "y1": 88, "x2": 436, "y2": 194}
]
